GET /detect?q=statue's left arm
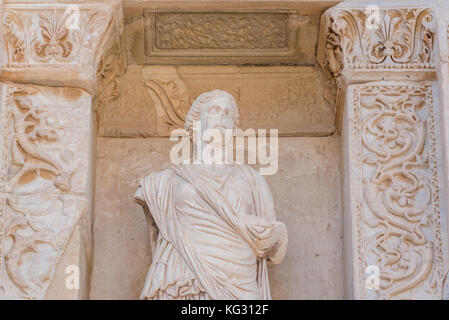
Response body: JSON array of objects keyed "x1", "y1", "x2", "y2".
[{"x1": 242, "y1": 168, "x2": 288, "y2": 265}]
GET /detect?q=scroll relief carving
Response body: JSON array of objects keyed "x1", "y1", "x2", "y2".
[
  {"x1": 95, "y1": 43, "x2": 123, "y2": 128},
  {"x1": 0, "y1": 84, "x2": 89, "y2": 299},
  {"x1": 323, "y1": 8, "x2": 435, "y2": 77},
  {"x1": 3, "y1": 8, "x2": 111, "y2": 66},
  {"x1": 145, "y1": 74, "x2": 192, "y2": 137},
  {"x1": 351, "y1": 83, "x2": 445, "y2": 299}
]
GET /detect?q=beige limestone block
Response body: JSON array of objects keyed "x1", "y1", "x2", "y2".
[
  {"x1": 90, "y1": 136, "x2": 343, "y2": 299},
  {"x1": 98, "y1": 65, "x2": 337, "y2": 137},
  {"x1": 0, "y1": 82, "x2": 94, "y2": 299}
]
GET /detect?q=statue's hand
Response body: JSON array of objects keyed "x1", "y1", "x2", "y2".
[{"x1": 265, "y1": 222, "x2": 288, "y2": 265}]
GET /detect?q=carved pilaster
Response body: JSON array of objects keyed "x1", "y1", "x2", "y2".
[
  {"x1": 343, "y1": 82, "x2": 448, "y2": 299},
  {"x1": 319, "y1": 1, "x2": 449, "y2": 300},
  {"x1": 0, "y1": 0, "x2": 123, "y2": 299},
  {"x1": 0, "y1": 82, "x2": 93, "y2": 299}
]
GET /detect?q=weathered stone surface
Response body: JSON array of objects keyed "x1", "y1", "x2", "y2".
[
  {"x1": 0, "y1": 82, "x2": 93, "y2": 299},
  {"x1": 98, "y1": 65, "x2": 337, "y2": 137},
  {"x1": 90, "y1": 136, "x2": 343, "y2": 299}
]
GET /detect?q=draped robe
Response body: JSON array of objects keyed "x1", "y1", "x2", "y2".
[{"x1": 138, "y1": 164, "x2": 280, "y2": 300}]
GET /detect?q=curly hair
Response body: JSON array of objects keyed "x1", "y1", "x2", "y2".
[{"x1": 184, "y1": 89, "x2": 240, "y2": 137}]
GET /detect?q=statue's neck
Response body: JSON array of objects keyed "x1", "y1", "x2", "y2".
[{"x1": 193, "y1": 141, "x2": 232, "y2": 166}]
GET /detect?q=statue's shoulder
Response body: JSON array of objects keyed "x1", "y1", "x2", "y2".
[
  {"x1": 235, "y1": 164, "x2": 269, "y2": 187},
  {"x1": 235, "y1": 164, "x2": 263, "y2": 178},
  {"x1": 139, "y1": 166, "x2": 176, "y2": 187}
]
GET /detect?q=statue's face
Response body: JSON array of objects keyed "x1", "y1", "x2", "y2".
[{"x1": 199, "y1": 97, "x2": 235, "y2": 137}]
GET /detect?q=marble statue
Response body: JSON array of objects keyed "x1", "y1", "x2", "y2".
[{"x1": 134, "y1": 89, "x2": 288, "y2": 300}]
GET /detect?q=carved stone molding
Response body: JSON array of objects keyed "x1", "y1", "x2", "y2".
[
  {"x1": 343, "y1": 82, "x2": 448, "y2": 299},
  {"x1": 0, "y1": 82, "x2": 93, "y2": 299},
  {"x1": 1, "y1": 0, "x2": 123, "y2": 92},
  {"x1": 97, "y1": 65, "x2": 336, "y2": 137},
  {"x1": 318, "y1": 5, "x2": 436, "y2": 79}
]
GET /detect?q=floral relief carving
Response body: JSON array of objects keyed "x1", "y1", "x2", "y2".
[
  {"x1": 3, "y1": 8, "x2": 110, "y2": 66},
  {"x1": 3, "y1": 195, "x2": 87, "y2": 299},
  {"x1": 3, "y1": 11, "x2": 30, "y2": 64},
  {"x1": 351, "y1": 84, "x2": 445, "y2": 299},
  {"x1": 9, "y1": 90, "x2": 75, "y2": 193},
  {"x1": 32, "y1": 13, "x2": 74, "y2": 62},
  {"x1": 95, "y1": 52, "x2": 121, "y2": 128},
  {"x1": 153, "y1": 12, "x2": 289, "y2": 50},
  {"x1": 0, "y1": 83, "x2": 91, "y2": 299},
  {"x1": 323, "y1": 8, "x2": 435, "y2": 75}
]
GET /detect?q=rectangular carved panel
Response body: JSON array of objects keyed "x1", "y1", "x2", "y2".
[
  {"x1": 344, "y1": 82, "x2": 448, "y2": 299},
  {"x1": 151, "y1": 11, "x2": 290, "y2": 51},
  {"x1": 0, "y1": 83, "x2": 92, "y2": 299},
  {"x1": 125, "y1": 9, "x2": 319, "y2": 65}
]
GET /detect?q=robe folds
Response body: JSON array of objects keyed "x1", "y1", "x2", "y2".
[{"x1": 139, "y1": 164, "x2": 280, "y2": 300}]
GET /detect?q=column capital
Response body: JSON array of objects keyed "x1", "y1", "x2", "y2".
[
  {"x1": 317, "y1": 1, "x2": 437, "y2": 83},
  {"x1": 0, "y1": 0, "x2": 123, "y2": 92}
]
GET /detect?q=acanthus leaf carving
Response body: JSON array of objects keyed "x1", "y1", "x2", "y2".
[
  {"x1": 145, "y1": 73, "x2": 192, "y2": 137},
  {"x1": 322, "y1": 8, "x2": 435, "y2": 75},
  {"x1": 32, "y1": 13, "x2": 74, "y2": 62},
  {"x1": 3, "y1": 7, "x2": 111, "y2": 66}
]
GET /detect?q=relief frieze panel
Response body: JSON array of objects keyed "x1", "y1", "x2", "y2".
[
  {"x1": 125, "y1": 9, "x2": 319, "y2": 65},
  {"x1": 152, "y1": 11, "x2": 290, "y2": 51}
]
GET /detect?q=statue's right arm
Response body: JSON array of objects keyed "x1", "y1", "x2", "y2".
[{"x1": 134, "y1": 183, "x2": 159, "y2": 253}]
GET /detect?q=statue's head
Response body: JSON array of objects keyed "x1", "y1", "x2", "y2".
[{"x1": 184, "y1": 89, "x2": 240, "y2": 138}]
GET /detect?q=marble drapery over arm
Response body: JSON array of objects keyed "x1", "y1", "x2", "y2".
[{"x1": 135, "y1": 164, "x2": 287, "y2": 299}]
